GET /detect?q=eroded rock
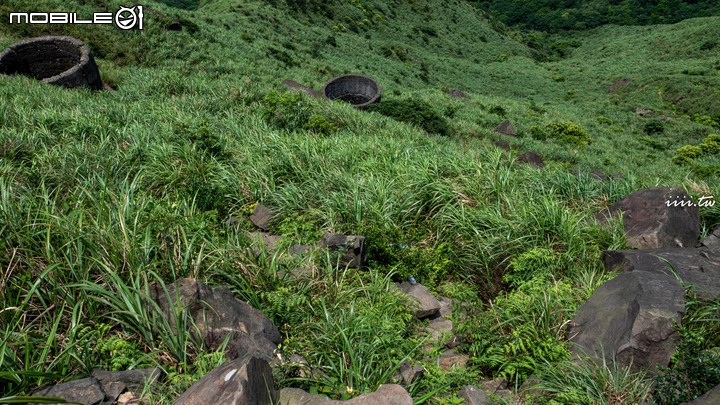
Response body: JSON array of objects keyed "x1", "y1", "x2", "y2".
[{"x1": 568, "y1": 271, "x2": 685, "y2": 375}]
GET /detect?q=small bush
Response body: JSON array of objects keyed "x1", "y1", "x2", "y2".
[
  {"x1": 367, "y1": 98, "x2": 450, "y2": 135},
  {"x1": 644, "y1": 121, "x2": 665, "y2": 136},
  {"x1": 673, "y1": 145, "x2": 703, "y2": 165},
  {"x1": 691, "y1": 165, "x2": 720, "y2": 180},
  {"x1": 639, "y1": 136, "x2": 666, "y2": 150},
  {"x1": 530, "y1": 125, "x2": 547, "y2": 140},
  {"x1": 545, "y1": 121, "x2": 592, "y2": 146},
  {"x1": 305, "y1": 114, "x2": 339, "y2": 135},
  {"x1": 595, "y1": 116, "x2": 613, "y2": 125},
  {"x1": 700, "y1": 133, "x2": 720, "y2": 155}
]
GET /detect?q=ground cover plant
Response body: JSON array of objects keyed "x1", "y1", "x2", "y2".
[{"x1": 0, "y1": 0, "x2": 719, "y2": 403}]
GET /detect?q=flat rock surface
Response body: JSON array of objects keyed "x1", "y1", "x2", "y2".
[
  {"x1": 458, "y1": 385, "x2": 491, "y2": 405},
  {"x1": 568, "y1": 270, "x2": 685, "y2": 375},
  {"x1": 174, "y1": 355, "x2": 277, "y2": 405},
  {"x1": 700, "y1": 226, "x2": 720, "y2": 250},
  {"x1": 594, "y1": 187, "x2": 700, "y2": 249},
  {"x1": 602, "y1": 248, "x2": 720, "y2": 299},
  {"x1": 395, "y1": 282, "x2": 441, "y2": 319},
  {"x1": 150, "y1": 278, "x2": 281, "y2": 361},
  {"x1": 32, "y1": 377, "x2": 105, "y2": 405}
]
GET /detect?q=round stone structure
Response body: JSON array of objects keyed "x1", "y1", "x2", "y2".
[
  {"x1": 321, "y1": 74, "x2": 381, "y2": 109},
  {"x1": 0, "y1": 36, "x2": 103, "y2": 90}
]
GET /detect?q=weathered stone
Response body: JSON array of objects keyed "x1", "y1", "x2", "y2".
[
  {"x1": 590, "y1": 169, "x2": 609, "y2": 181},
  {"x1": 174, "y1": 355, "x2": 277, "y2": 405},
  {"x1": 396, "y1": 282, "x2": 441, "y2": 319},
  {"x1": 602, "y1": 248, "x2": 720, "y2": 299},
  {"x1": 91, "y1": 367, "x2": 163, "y2": 394},
  {"x1": 32, "y1": 377, "x2": 105, "y2": 405},
  {"x1": 594, "y1": 187, "x2": 700, "y2": 249},
  {"x1": 427, "y1": 317, "x2": 453, "y2": 342},
  {"x1": 279, "y1": 384, "x2": 413, "y2": 405},
  {"x1": 492, "y1": 120, "x2": 516, "y2": 137},
  {"x1": 246, "y1": 231, "x2": 283, "y2": 251},
  {"x1": 517, "y1": 151, "x2": 544, "y2": 169},
  {"x1": 608, "y1": 78, "x2": 632, "y2": 93},
  {"x1": 150, "y1": 278, "x2": 281, "y2": 361},
  {"x1": 636, "y1": 107, "x2": 654, "y2": 116},
  {"x1": 494, "y1": 140, "x2": 510, "y2": 151},
  {"x1": 700, "y1": 226, "x2": 720, "y2": 250},
  {"x1": 458, "y1": 385, "x2": 491, "y2": 405},
  {"x1": 0, "y1": 36, "x2": 104, "y2": 90},
  {"x1": 320, "y1": 232, "x2": 366, "y2": 269},
  {"x1": 282, "y1": 79, "x2": 323, "y2": 98},
  {"x1": 518, "y1": 375, "x2": 544, "y2": 399},
  {"x1": 399, "y1": 360, "x2": 424, "y2": 385},
  {"x1": 438, "y1": 349, "x2": 470, "y2": 371},
  {"x1": 568, "y1": 271, "x2": 685, "y2": 375},
  {"x1": 449, "y1": 89, "x2": 468, "y2": 98},
  {"x1": 480, "y1": 377, "x2": 507, "y2": 394},
  {"x1": 250, "y1": 204, "x2": 275, "y2": 231},
  {"x1": 681, "y1": 383, "x2": 720, "y2": 404}
]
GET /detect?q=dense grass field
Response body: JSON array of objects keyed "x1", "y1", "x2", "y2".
[{"x1": 1, "y1": 0, "x2": 719, "y2": 403}]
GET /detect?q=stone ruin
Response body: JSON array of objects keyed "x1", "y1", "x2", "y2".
[
  {"x1": 321, "y1": 74, "x2": 381, "y2": 109},
  {"x1": 0, "y1": 35, "x2": 103, "y2": 90}
]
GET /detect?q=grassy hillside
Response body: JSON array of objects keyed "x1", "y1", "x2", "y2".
[{"x1": 1, "y1": 0, "x2": 719, "y2": 403}]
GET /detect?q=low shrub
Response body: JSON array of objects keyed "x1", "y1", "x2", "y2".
[
  {"x1": 545, "y1": 121, "x2": 592, "y2": 146},
  {"x1": 643, "y1": 121, "x2": 664, "y2": 136},
  {"x1": 673, "y1": 145, "x2": 704, "y2": 166},
  {"x1": 700, "y1": 133, "x2": 720, "y2": 154},
  {"x1": 367, "y1": 98, "x2": 450, "y2": 135},
  {"x1": 530, "y1": 125, "x2": 547, "y2": 140}
]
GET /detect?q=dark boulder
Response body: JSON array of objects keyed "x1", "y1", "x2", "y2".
[
  {"x1": 494, "y1": 140, "x2": 510, "y2": 151},
  {"x1": 602, "y1": 248, "x2": 720, "y2": 299},
  {"x1": 448, "y1": 89, "x2": 468, "y2": 98},
  {"x1": 700, "y1": 225, "x2": 720, "y2": 250},
  {"x1": 31, "y1": 377, "x2": 105, "y2": 405},
  {"x1": 174, "y1": 355, "x2": 277, "y2": 405},
  {"x1": 517, "y1": 151, "x2": 544, "y2": 169},
  {"x1": 568, "y1": 271, "x2": 685, "y2": 375},
  {"x1": 594, "y1": 187, "x2": 700, "y2": 249},
  {"x1": 492, "y1": 120, "x2": 516, "y2": 137},
  {"x1": 150, "y1": 278, "x2": 281, "y2": 361},
  {"x1": 250, "y1": 204, "x2": 275, "y2": 231}
]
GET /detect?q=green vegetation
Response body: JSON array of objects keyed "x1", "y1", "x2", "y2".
[
  {"x1": 0, "y1": 0, "x2": 719, "y2": 403},
  {"x1": 474, "y1": 0, "x2": 720, "y2": 32},
  {"x1": 652, "y1": 291, "x2": 720, "y2": 404}
]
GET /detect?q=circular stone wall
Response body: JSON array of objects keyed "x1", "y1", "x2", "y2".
[
  {"x1": 0, "y1": 36, "x2": 103, "y2": 90},
  {"x1": 321, "y1": 74, "x2": 381, "y2": 110}
]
